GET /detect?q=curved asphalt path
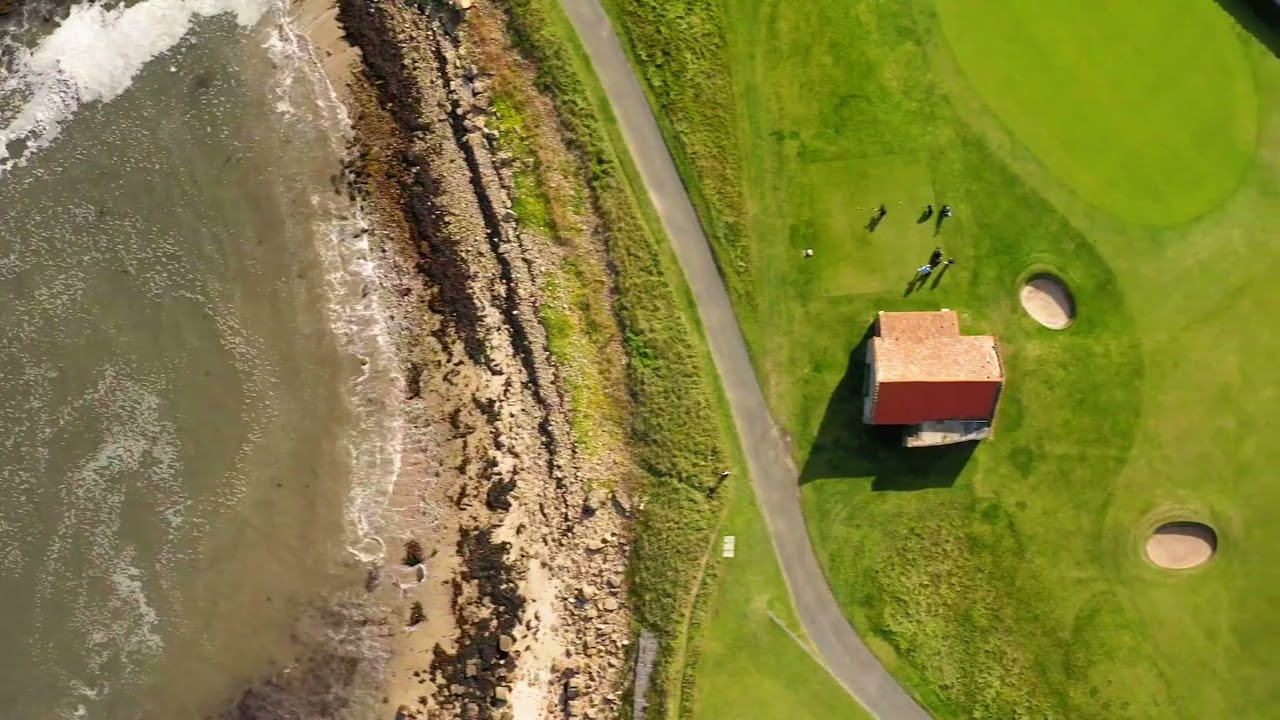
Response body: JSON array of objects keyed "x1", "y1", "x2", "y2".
[{"x1": 555, "y1": 1, "x2": 930, "y2": 718}]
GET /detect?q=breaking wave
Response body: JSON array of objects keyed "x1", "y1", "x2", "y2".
[
  {"x1": 0, "y1": 0, "x2": 270, "y2": 173},
  {"x1": 0, "y1": 0, "x2": 407, "y2": 564}
]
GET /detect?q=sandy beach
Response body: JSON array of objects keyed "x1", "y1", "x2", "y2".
[{"x1": 289, "y1": 0, "x2": 360, "y2": 100}]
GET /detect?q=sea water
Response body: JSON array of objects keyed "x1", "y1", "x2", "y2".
[{"x1": 0, "y1": 0, "x2": 400, "y2": 716}]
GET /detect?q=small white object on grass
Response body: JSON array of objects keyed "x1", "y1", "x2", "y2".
[
  {"x1": 722, "y1": 535, "x2": 736, "y2": 558},
  {"x1": 804, "y1": 248, "x2": 814, "y2": 258}
]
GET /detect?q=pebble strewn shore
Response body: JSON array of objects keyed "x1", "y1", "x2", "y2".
[{"x1": 333, "y1": 1, "x2": 634, "y2": 717}]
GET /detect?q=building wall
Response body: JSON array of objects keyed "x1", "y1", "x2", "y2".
[{"x1": 861, "y1": 342, "x2": 878, "y2": 424}]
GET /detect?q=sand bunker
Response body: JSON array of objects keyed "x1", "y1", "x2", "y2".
[
  {"x1": 1146, "y1": 522, "x2": 1217, "y2": 569},
  {"x1": 1020, "y1": 275, "x2": 1074, "y2": 329}
]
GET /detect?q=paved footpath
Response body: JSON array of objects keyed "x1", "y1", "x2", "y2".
[{"x1": 555, "y1": 1, "x2": 931, "y2": 717}]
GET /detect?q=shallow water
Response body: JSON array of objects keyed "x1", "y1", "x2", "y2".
[{"x1": 0, "y1": 2, "x2": 399, "y2": 717}]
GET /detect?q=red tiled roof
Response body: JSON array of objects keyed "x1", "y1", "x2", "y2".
[
  {"x1": 876, "y1": 310, "x2": 959, "y2": 341},
  {"x1": 872, "y1": 336, "x2": 1002, "y2": 382},
  {"x1": 869, "y1": 311, "x2": 1004, "y2": 424}
]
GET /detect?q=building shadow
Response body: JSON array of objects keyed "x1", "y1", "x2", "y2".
[
  {"x1": 799, "y1": 323, "x2": 976, "y2": 491},
  {"x1": 1215, "y1": 0, "x2": 1280, "y2": 55}
]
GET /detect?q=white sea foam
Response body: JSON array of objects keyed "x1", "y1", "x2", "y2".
[
  {"x1": 267, "y1": 7, "x2": 406, "y2": 562},
  {"x1": 0, "y1": 2, "x2": 405, "y2": 713},
  {"x1": 263, "y1": 5, "x2": 352, "y2": 133},
  {"x1": 314, "y1": 208, "x2": 405, "y2": 563},
  {"x1": 30, "y1": 369, "x2": 184, "y2": 717},
  {"x1": 0, "y1": 0, "x2": 271, "y2": 173}
]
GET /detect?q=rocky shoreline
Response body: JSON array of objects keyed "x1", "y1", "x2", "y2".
[{"x1": 333, "y1": 0, "x2": 634, "y2": 717}]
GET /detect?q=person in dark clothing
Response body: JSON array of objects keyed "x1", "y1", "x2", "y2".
[
  {"x1": 877, "y1": 203, "x2": 888, "y2": 218},
  {"x1": 940, "y1": 204, "x2": 953, "y2": 218},
  {"x1": 929, "y1": 247, "x2": 944, "y2": 266}
]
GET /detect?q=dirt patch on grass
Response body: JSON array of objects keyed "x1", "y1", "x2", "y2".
[
  {"x1": 1146, "y1": 521, "x2": 1216, "y2": 569},
  {"x1": 1020, "y1": 274, "x2": 1074, "y2": 329}
]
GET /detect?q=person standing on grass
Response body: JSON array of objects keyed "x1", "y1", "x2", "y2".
[
  {"x1": 930, "y1": 247, "x2": 944, "y2": 266},
  {"x1": 917, "y1": 264, "x2": 933, "y2": 276},
  {"x1": 941, "y1": 204, "x2": 953, "y2": 218}
]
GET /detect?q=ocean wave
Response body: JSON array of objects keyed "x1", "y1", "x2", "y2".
[
  {"x1": 0, "y1": 1, "x2": 406, "y2": 714},
  {"x1": 0, "y1": 0, "x2": 271, "y2": 174}
]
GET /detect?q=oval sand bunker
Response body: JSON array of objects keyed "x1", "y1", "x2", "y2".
[
  {"x1": 1146, "y1": 522, "x2": 1217, "y2": 569},
  {"x1": 1020, "y1": 275, "x2": 1075, "y2": 329}
]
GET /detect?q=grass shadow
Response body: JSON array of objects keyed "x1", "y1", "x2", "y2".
[
  {"x1": 799, "y1": 323, "x2": 976, "y2": 491},
  {"x1": 903, "y1": 272, "x2": 928, "y2": 296},
  {"x1": 929, "y1": 262, "x2": 951, "y2": 289},
  {"x1": 1215, "y1": 0, "x2": 1280, "y2": 55}
]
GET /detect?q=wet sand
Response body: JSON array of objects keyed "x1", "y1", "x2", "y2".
[{"x1": 289, "y1": 0, "x2": 360, "y2": 100}]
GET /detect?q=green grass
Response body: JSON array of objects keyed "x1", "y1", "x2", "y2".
[
  {"x1": 599, "y1": 0, "x2": 752, "y2": 310},
  {"x1": 490, "y1": 96, "x2": 556, "y2": 234},
  {"x1": 688, "y1": 480, "x2": 871, "y2": 720},
  {"x1": 605, "y1": 0, "x2": 1280, "y2": 717},
  {"x1": 487, "y1": 92, "x2": 631, "y2": 462},
  {"x1": 496, "y1": 3, "x2": 880, "y2": 718},
  {"x1": 935, "y1": 0, "x2": 1256, "y2": 225}
]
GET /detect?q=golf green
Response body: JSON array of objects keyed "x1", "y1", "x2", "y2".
[{"x1": 936, "y1": 0, "x2": 1257, "y2": 225}]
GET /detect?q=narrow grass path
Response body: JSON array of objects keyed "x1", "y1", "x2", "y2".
[{"x1": 554, "y1": 0, "x2": 927, "y2": 716}]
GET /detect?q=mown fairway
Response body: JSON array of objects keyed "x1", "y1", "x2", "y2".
[{"x1": 606, "y1": 0, "x2": 1280, "y2": 716}]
